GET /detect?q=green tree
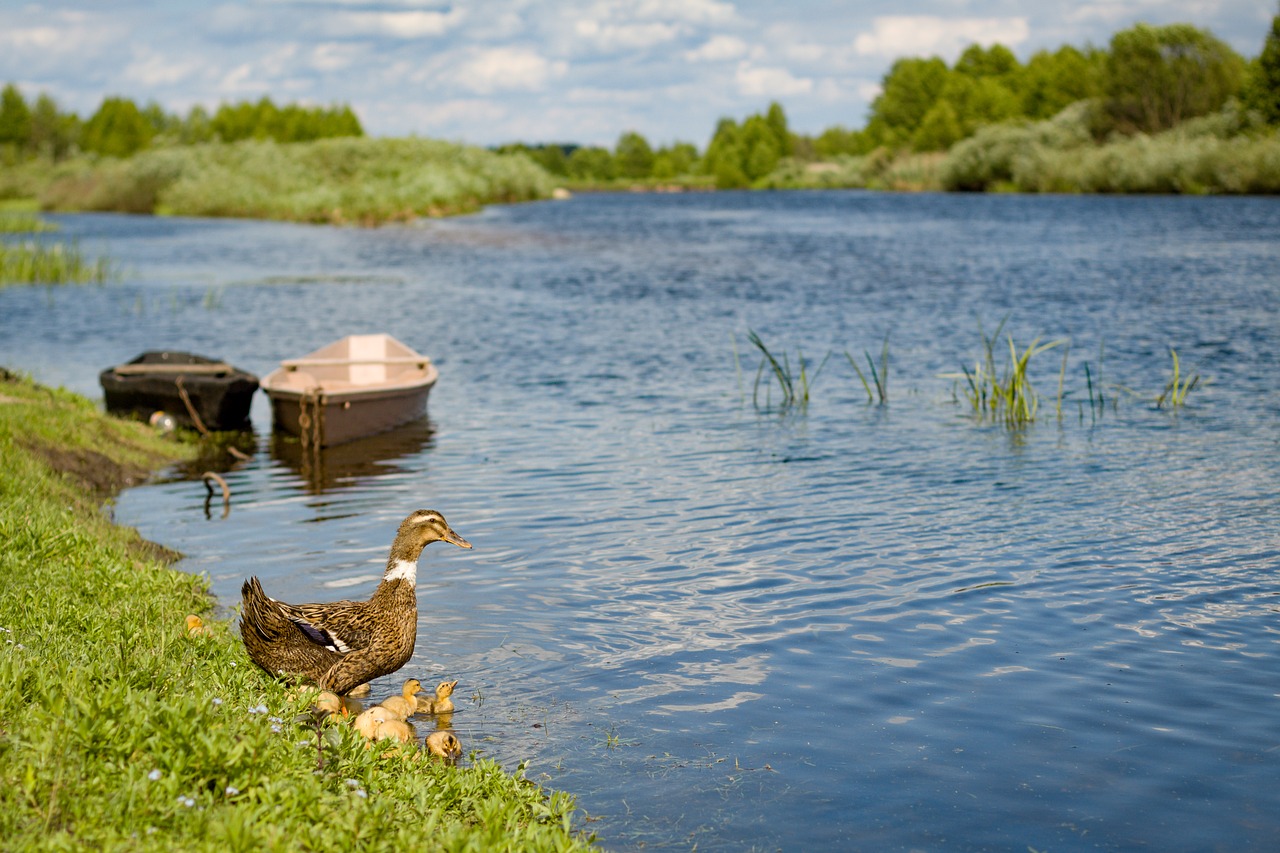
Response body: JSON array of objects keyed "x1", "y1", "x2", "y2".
[
  {"x1": 865, "y1": 57, "x2": 950, "y2": 146},
  {"x1": 567, "y1": 145, "x2": 617, "y2": 181},
  {"x1": 954, "y1": 43, "x2": 1021, "y2": 83},
  {"x1": 614, "y1": 131, "x2": 655, "y2": 179},
  {"x1": 81, "y1": 96, "x2": 153, "y2": 157},
  {"x1": 1102, "y1": 22, "x2": 1245, "y2": 134},
  {"x1": 1021, "y1": 46, "x2": 1106, "y2": 119},
  {"x1": 765, "y1": 101, "x2": 793, "y2": 156},
  {"x1": 651, "y1": 141, "x2": 698, "y2": 178},
  {"x1": 1246, "y1": 6, "x2": 1280, "y2": 124},
  {"x1": 702, "y1": 117, "x2": 749, "y2": 188},
  {"x1": 912, "y1": 100, "x2": 964, "y2": 151},
  {"x1": 0, "y1": 84, "x2": 32, "y2": 150}
]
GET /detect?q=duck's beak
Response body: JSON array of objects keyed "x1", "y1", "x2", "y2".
[{"x1": 443, "y1": 528, "x2": 473, "y2": 549}]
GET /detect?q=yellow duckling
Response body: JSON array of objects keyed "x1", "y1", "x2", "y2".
[
  {"x1": 416, "y1": 679, "x2": 459, "y2": 714},
  {"x1": 314, "y1": 690, "x2": 363, "y2": 719},
  {"x1": 424, "y1": 730, "x2": 463, "y2": 763},
  {"x1": 379, "y1": 678, "x2": 423, "y2": 720},
  {"x1": 375, "y1": 718, "x2": 415, "y2": 744},
  {"x1": 185, "y1": 614, "x2": 213, "y2": 637},
  {"x1": 353, "y1": 705, "x2": 394, "y2": 740},
  {"x1": 348, "y1": 682, "x2": 372, "y2": 698}
]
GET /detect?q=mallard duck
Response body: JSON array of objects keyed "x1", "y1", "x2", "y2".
[
  {"x1": 424, "y1": 730, "x2": 463, "y2": 763},
  {"x1": 239, "y1": 510, "x2": 472, "y2": 695},
  {"x1": 379, "y1": 677, "x2": 423, "y2": 720},
  {"x1": 416, "y1": 679, "x2": 459, "y2": 715}
]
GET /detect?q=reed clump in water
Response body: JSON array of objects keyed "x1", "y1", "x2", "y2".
[
  {"x1": 0, "y1": 213, "x2": 58, "y2": 233},
  {"x1": 1155, "y1": 348, "x2": 1200, "y2": 409},
  {"x1": 747, "y1": 330, "x2": 829, "y2": 409},
  {"x1": 846, "y1": 336, "x2": 890, "y2": 404},
  {"x1": 0, "y1": 240, "x2": 114, "y2": 286},
  {"x1": 945, "y1": 319, "x2": 1066, "y2": 428}
]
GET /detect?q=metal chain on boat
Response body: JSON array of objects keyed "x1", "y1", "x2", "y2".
[{"x1": 297, "y1": 385, "x2": 325, "y2": 455}]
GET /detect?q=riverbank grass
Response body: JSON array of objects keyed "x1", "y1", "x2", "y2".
[
  {"x1": 0, "y1": 240, "x2": 113, "y2": 286},
  {"x1": 0, "y1": 369, "x2": 592, "y2": 851}
]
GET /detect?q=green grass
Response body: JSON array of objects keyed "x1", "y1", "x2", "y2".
[
  {"x1": 0, "y1": 240, "x2": 113, "y2": 286},
  {"x1": 0, "y1": 369, "x2": 593, "y2": 851}
]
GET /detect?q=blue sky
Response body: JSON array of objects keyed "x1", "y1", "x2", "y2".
[{"x1": 0, "y1": 1, "x2": 1272, "y2": 147}]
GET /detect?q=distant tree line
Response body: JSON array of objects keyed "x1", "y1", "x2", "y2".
[
  {"x1": 0, "y1": 90, "x2": 362, "y2": 161},
  {"x1": 504, "y1": 16, "x2": 1280, "y2": 188}
]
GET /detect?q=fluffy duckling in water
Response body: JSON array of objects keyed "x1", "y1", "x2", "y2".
[
  {"x1": 379, "y1": 678, "x2": 423, "y2": 720},
  {"x1": 424, "y1": 730, "x2": 463, "y2": 763},
  {"x1": 416, "y1": 679, "x2": 459, "y2": 714}
]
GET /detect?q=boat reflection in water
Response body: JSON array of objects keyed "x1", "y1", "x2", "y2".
[{"x1": 269, "y1": 416, "x2": 435, "y2": 495}]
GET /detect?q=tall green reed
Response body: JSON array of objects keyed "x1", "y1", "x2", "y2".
[
  {"x1": 747, "y1": 330, "x2": 829, "y2": 409},
  {"x1": 946, "y1": 318, "x2": 1065, "y2": 428},
  {"x1": 1155, "y1": 348, "x2": 1200, "y2": 409},
  {"x1": 0, "y1": 240, "x2": 114, "y2": 286},
  {"x1": 845, "y1": 335, "x2": 890, "y2": 404}
]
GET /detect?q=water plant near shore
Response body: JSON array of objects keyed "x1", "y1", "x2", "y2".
[
  {"x1": 0, "y1": 212, "x2": 57, "y2": 233},
  {"x1": 0, "y1": 240, "x2": 114, "y2": 285}
]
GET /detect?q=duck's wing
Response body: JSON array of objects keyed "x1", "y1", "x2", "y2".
[{"x1": 276, "y1": 600, "x2": 376, "y2": 653}]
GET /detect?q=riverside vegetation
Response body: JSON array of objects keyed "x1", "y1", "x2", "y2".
[{"x1": 0, "y1": 369, "x2": 592, "y2": 850}]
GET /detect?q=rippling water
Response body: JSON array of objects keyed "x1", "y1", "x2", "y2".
[{"x1": 3, "y1": 192, "x2": 1279, "y2": 850}]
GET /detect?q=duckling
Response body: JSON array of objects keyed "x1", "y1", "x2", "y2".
[
  {"x1": 348, "y1": 682, "x2": 372, "y2": 698},
  {"x1": 416, "y1": 679, "x2": 459, "y2": 714},
  {"x1": 239, "y1": 510, "x2": 472, "y2": 695},
  {"x1": 374, "y1": 718, "x2": 415, "y2": 744},
  {"x1": 185, "y1": 614, "x2": 213, "y2": 637},
  {"x1": 424, "y1": 730, "x2": 463, "y2": 763},
  {"x1": 353, "y1": 705, "x2": 394, "y2": 740},
  {"x1": 379, "y1": 678, "x2": 423, "y2": 720},
  {"x1": 314, "y1": 690, "x2": 363, "y2": 719}
]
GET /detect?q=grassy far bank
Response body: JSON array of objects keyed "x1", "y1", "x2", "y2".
[
  {"x1": 0, "y1": 369, "x2": 592, "y2": 851},
  {"x1": 3, "y1": 136, "x2": 556, "y2": 226}
]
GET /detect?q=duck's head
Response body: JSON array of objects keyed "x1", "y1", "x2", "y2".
[
  {"x1": 425, "y1": 730, "x2": 463, "y2": 762},
  {"x1": 402, "y1": 678, "x2": 423, "y2": 698},
  {"x1": 434, "y1": 679, "x2": 458, "y2": 699},
  {"x1": 389, "y1": 510, "x2": 472, "y2": 563}
]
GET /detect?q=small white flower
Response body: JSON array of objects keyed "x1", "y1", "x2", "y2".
[
  {"x1": 229, "y1": 661, "x2": 237, "y2": 666},
  {"x1": 225, "y1": 786, "x2": 240, "y2": 796},
  {"x1": 354, "y1": 789, "x2": 367, "y2": 799},
  {"x1": 178, "y1": 796, "x2": 195, "y2": 808},
  {"x1": 148, "y1": 770, "x2": 162, "y2": 781},
  {"x1": 212, "y1": 698, "x2": 223, "y2": 707},
  {"x1": 270, "y1": 724, "x2": 282, "y2": 733},
  {"x1": 345, "y1": 779, "x2": 360, "y2": 789},
  {"x1": 268, "y1": 716, "x2": 282, "y2": 724}
]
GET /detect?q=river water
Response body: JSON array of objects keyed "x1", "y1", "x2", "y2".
[{"x1": 2, "y1": 191, "x2": 1278, "y2": 850}]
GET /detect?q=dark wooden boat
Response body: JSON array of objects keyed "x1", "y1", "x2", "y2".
[
  {"x1": 99, "y1": 351, "x2": 259, "y2": 431},
  {"x1": 260, "y1": 334, "x2": 437, "y2": 446}
]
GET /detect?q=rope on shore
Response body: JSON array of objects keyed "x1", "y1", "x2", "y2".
[{"x1": 202, "y1": 471, "x2": 231, "y2": 519}]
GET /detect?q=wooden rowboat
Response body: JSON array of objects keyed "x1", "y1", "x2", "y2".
[
  {"x1": 260, "y1": 334, "x2": 438, "y2": 446},
  {"x1": 99, "y1": 351, "x2": 259, "y2": 431}
]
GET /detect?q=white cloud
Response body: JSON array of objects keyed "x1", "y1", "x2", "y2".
[
  {"x1": 684, "y1": 34, "x2": 748, "y2": 62},
  {"x1": 633, "y1": 0, "x2": 738, "y2": 25},
  {"x1": 327, "y1": 8, "x2": 465, "y2": 39},
  {"x1": 309, "y1": 42, "x2": 362, "y2": 72},
  {"x1": 574, "y1": 18, "x2": 679, "y2": 51},
  {"x1": 735, "y1": 63, "x2": 813, "y2": 97},
  {"x1": 453, "y1": 47, "x2": 568, "y2": 95},
  {"x1": 122, "y1": 51, "x2": 205, "y2": 87},
  {"x1": 853, "y1": 16, "x2": 1030, "y2": 61}
]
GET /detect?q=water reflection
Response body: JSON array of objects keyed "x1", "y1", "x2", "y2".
[{"x1": 269, "y1": 417, "x2": 436, "y2": 494}]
